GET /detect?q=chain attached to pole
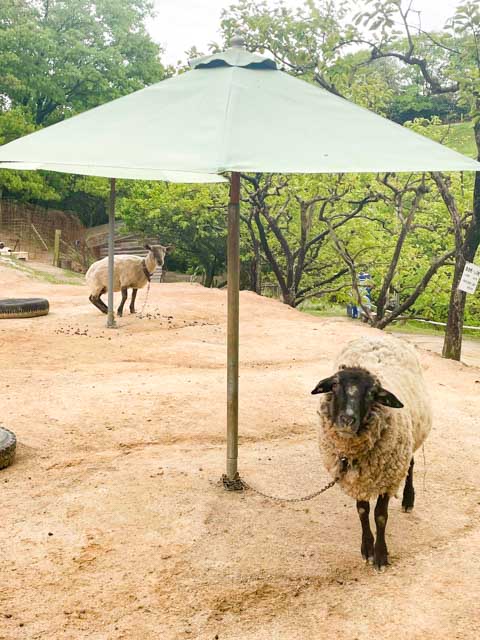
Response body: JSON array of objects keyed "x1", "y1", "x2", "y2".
[
  {"x1": 221, "y1": 457, "x2": 348, "y2": 503},
  {"x1": 221, "y1": 474, "x2": 338, "y2": 502}
]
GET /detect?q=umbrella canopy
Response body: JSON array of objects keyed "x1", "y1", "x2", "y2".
[
  {"x1": 1, "y1": 38, "x2": 479, "y2": 488},
  {"x1": 0, "y1": 162, "x2": 226, "y2": 183},
  {"x1": 0, "y1": 46, "x2": 479, "y2": 174}
]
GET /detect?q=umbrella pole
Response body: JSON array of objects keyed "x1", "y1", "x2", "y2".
[
  {"x1": 224, "y1": 171, "x2": 242, "y2": 488},
  {"x1": 107, "y1": 178, "x2": 117, "y2": 329}
]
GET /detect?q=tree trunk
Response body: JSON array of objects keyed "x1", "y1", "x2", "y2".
[
  {"x1": 204, "y1": 257, "x2": 217, "y2": 288},
  {"x1": 282, "y1": 289, "x2": 296, "y2": 307},
  {"x1": 442, "y1": 259, "x2": 467, "y2": 360},
  {"x1": 442, "y1": 120, "x2": 480, "y2": 361},
  {"x1": 249, "y1": 240, "x2": 262, "y2": 294}
]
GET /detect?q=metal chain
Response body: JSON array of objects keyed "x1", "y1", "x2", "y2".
[{"x1": 238, "y1": 476, "x2": 338, "y2": 503}]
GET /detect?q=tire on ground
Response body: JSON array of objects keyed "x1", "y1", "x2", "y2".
[
  {"x1": 0, "y1": 298, "x2": 49, "y2": 319},
  {"x1": 0, "y1": 427, "x2": 16, "y2": 470}
]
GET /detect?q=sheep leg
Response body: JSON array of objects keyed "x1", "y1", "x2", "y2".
[
  {"x1": 374, "y1": 494, "x2": 390, "y2": 570},
  {"x1": 357, "y1": 500, "x2": 374, "y2": 564},
  {"x1": 130, "y1": 288, "x2": 138, "y2": 314},
  {"x1": 117, "y1": 287, "x2": 128, "y2": 317},
  {"x1": 89, "y1": 294, "x2": 108, "y2": 314},
  {"x1": 96, "y1": 288, "x2": 110, "y2": 314},
  {"x1": 402, "y1": 457, "x2": 415, "y2": 512}
]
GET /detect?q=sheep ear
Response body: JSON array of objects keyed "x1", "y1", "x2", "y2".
[
  {"x1": 311, "y1": 376, "x2": 336, "y2": 395},
  {"x1": 376, "y1": 388, "x2": 403, "y2": 408},
  {"x1": 165, "y1": 245, "x2": 174, "y2": 254},
  {"x1": 145, "y1": 244, "x2": 152, "y2": 251}
]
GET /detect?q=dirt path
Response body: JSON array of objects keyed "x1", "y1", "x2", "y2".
[
  {"x1": 1, "y1": 262, "x2": 479, "y2": 640},
  {"x1": 393, "y1": 331, "x2": 480, "y2": 368}
]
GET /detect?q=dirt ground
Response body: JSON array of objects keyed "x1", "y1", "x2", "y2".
[{"x1": 1, "y1": 260, "x2": 479, "y2": 640}]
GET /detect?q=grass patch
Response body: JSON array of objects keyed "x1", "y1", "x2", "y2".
[
  {"x1": 431, "y1": 121, "x2": 476, "y2": 158},
  {"x1": 301, "y1": 302, "x2": 480, "y2": 341},
  {"x1": 0, "y1": 257, "x2": 84, "y2": 285},
  {"x1": 300, "y1": 301, "x2": 346, "y2": 317},
  {"x1": 387, "y1": 318, "x2": 480, "y2": 341}
]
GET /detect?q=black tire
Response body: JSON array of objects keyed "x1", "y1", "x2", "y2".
[
  {"x1": 0, "y1": 427, "x2": 16, "y2": 470},
  {"x1": 0, "y1": 298, "x2": 49, "y2": 319}
]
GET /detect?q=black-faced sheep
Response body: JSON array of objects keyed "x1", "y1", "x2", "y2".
[
  {"x1": 86, "y1": 243, "x2": 172, "y2": 316},
  {"x1": 311, "y1": 334, "x2": 431, "y2": 570}
]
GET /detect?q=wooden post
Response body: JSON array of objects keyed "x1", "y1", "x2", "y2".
[
  {"x1": 107, "y1": 178, "x2": 117, "y2": 329},
  {"x1": 224, "y1": 171, "x2": 242, "y2": 488},
  {"x1": 53, "y1": 229, "x2": 61, "y2": 267}
]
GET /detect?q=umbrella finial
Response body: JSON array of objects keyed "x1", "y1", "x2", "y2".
[{"x1": 231, "y1": 32, "x2": 245, "y2": 48}]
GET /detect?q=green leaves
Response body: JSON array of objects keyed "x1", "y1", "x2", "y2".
[
  {"x1": 0, "y1": 0, "x2": 165, "y2": 219},
  {"x1": 0, "y1": 0, "x2": 165, "y2": 126},
  {"x1": 118, "y1": 181, "x2": 230, "y2": 285}
]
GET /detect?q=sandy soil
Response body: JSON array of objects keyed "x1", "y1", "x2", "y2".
[{"x1": 1, "y1": 261, "x2": 479, "y2": 640}]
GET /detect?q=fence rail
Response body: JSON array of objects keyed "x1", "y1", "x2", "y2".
[{"x1": 0, "y1": 198, "x2": 89, "y2": 269}]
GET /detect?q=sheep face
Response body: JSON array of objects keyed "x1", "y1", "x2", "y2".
[
  {"x1": 145, "y1": 243, "x2": 173, "y2": 267},
  {"x1": 311, "y1": 367, "x2": 403, "y2": 436}
]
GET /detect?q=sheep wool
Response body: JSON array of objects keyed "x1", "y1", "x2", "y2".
[
  {"x1": 318, "y1": 334, "x2": 432, "y2": 501},
  {"x1": 86, "y1": 255, "x2": 153, "y2": 296}
]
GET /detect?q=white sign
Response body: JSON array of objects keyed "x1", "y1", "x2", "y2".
[{"x1": 458, "y1": 261, "x2": 480, "y2": 294}]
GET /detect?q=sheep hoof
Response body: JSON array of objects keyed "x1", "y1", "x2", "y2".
[
  {"x1": 373, "y1": 543, "x2": 389, "y2": 570},
  {"x1": 117, "y1": 311, "x2": 123, "y2": 318},
  {"x1": 130, "y1": 309, "x2": 136, "y2": 314},
  {"x1": 402, "y1": 505, "x2": 413, "y2": 513},
  {"x1": 373, "y1": 555, "x2": 389, "y2": 571},
  {"x1": 361, "y1": 551, "x2": 374, "y2": 564}
]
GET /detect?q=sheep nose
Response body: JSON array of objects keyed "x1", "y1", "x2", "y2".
[{"x1": 338, "y1": 414, "x2": 359, "y2": 432}]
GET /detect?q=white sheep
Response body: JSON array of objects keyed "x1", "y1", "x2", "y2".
[
  {"x1": 311, "y1": 333, "x2": 431, "y2": 569},
  {"x1": 85, "y1": 243, "x2": 172, "y2": 316}
]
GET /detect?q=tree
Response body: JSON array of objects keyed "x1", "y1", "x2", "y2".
[
  {"x1": 118, "y1": 181, "x2": 230, "y2": 287},
  {"x1": 0, "y1": 106, "x2": 59, "y2": 201},
  {"x1": 387, "y1": 86, "x2": 466, "y2": 124},
  {"x1": 221, "y1": 0, "x2": 480, "y2": 357},
  {"x1": 350, "y1": 0, "x2": 480, "y2": 359},
  {"x1": 240, "y1": 172, "x2": 380, "y2": 306},
  {"x1": 0, "y1": 0, "x2": 166, "y2": 224},
  {"x1": 220, "y1": 0, "x2": 395, "y2": 112},
  {"x1": 0, "y1": 0, "x2": 165, "y2": 126},
  {"x1": 329, "y1": 171, "x2": 457, "y2": 328}
]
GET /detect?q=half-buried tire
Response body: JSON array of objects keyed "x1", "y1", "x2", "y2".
[
  {"x1": 0, "y1": 427, "x2": 16, "y2": 470},
  {"x1": 0, "y1": 298, "x2": 49, "y2": 319}
]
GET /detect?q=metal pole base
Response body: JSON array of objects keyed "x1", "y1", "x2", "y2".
[{"x1": 221, "y1": 472, "x2": 244, "y2": 491}]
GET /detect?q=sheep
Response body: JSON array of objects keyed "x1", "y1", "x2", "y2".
[
  {"x1": 85, "y1": 243, "x2": 172, "y2": 316},
  {"x1": 311, "y1": 334, "x2": 431, "y2": 570}
]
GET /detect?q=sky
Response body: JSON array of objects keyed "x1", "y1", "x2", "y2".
[{"x1": 147, "y1": 0, "x2": 462, "y2": 66}]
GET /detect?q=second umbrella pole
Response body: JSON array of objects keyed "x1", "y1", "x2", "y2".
[
  {"x1": 107, "y1": 178, "x2": 117, "y2": 329},
  {"x1": 226, "y1": 172, "x2": 240, "y2": 484}
]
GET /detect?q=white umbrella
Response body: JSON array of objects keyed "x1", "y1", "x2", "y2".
[{"x1": 1, "y1": 36, "x2": 479, "y2": 486}]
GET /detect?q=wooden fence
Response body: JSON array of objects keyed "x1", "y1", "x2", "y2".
[{"x1": 0, "y1": 198, "x2": 90, "y2": 270}]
